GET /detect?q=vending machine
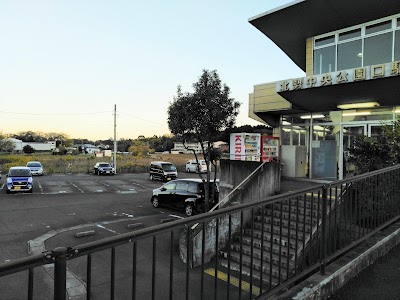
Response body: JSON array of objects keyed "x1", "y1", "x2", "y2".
[
  {"x1": 261, "y1": 135, "x2": 280, "y2": 162},
  {"x1": 229, "y1": 133, "x2": 261, "y2": 161}
]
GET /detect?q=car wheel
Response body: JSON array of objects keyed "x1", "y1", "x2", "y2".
[
  {"x1": 6, "y1": 189, "x2": 10, "y2": 194},
  {"x1": 97, "y1": 171, "x2": 101, "y2": 176},
  {"x1": 150, "y1": 175, "x2": 154, "y2": 180},
  {"x1": 29, "y1": 189, "x2": 33, "y2": 194},
  {"x1": 152, "y1": 197, "x2": 160, "y2": 208},
  {"x1": 185, "y1": 203, "x2": 194, "y2": 217},
  {"x1": 186, "y1": 168, "x2": 190, "y2": 173}
]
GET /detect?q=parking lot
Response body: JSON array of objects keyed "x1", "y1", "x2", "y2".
[
  {"x1": 0, "y1": 171, "x2": 230, "y2": 300},
  {"x1": 1, "y1": 173, "x2": 160, "y2": 195}
]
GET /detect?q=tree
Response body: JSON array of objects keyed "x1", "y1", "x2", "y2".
[
  {"x1": 23, "y1": 144, "x2": 35, "y2": 154},
  {"x1": 128, "y1": 141, "x2": 152, "y2": 156},
  {"x1": 168, "y1": 69, "x2": 240, "y2": 212},
  {"x1": 0, "y1": 133, "x2": 15, "y2": 152},
  {"x1": 348, "y1": 120, "x2": 400, "y2": 174}
]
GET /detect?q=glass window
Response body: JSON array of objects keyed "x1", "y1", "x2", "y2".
[
  {"x1": 395, "y1": 30, "x2": 400, "y2": 61},
  {"x1": 176, "y1": 182, "x2": 188, "y2": 190},
  {"x1": 397, "y1": 18, "x2": 400, "y2": 27},
  {"x1": 187, "y1": 182, "x2": 199, "y2": 193},
  {"x1": 339, "y1": 29, "x2": 361, "y2": 41},
  {"x1": 337, "y1": 39, "x2": 362, "y2": 71},
  {"x1": 364, "y1": 32, "x2": 393, "y2": 66},
  {"x1": 162, "y1": 163, "x2": 176, "y2": 171},
  {"x1": 281, "y1": 128, "x2": 291, "y2": 145},
  {"x1": 366, "y1": 20, "x2": 392, "y2": 35},
  {"x1": 315, "y1": 35, "x2": 335, "y2": 47},
  {"x1": 313, "y1": 46, "x2": 336, "y2": 75},
  {"x1": 163, "y1": 182, "x2": 176, "y2": 190}
]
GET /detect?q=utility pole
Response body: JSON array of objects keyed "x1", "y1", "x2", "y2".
[{"x1": 113, "y1": 104, "x2": 117, "y2": 173}]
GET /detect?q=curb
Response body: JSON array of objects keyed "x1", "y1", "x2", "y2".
[{"x1": 27, "y1": 218, "x2": 135, "y2": 300}]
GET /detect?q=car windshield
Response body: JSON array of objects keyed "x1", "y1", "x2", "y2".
[
  {"x1": 9, "y1": 169, "x2": 31, "y2": 177},
  {"x1": 27, "y1": 162, "x2": 41, "y2": 167},
  {"x1": 162, "y1": 164, "x2": 176, "y2": 171},
  {"x1": 99, "y1": 163, "x2": 111, "y2": 167}
]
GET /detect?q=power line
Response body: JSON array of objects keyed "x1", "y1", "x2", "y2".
[{"x1": 0, "y1": 110, "x2": 112, "y2": 116}]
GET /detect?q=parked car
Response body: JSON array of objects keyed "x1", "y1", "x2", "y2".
[
  {"x1": 94, "y1": 162, "x2": 115, "y2": 175},
  {"x1": 26, "y1": 161, "x2": 44, "y2": 176},
  {"x1": 185, "y1": 159, "x2": 208, "y2": 173},
  {"x1": 151, "y1": 178, "x2": 219, "y2": 217},
  {"x1": 149, "y1": 161, "x2": 178, "y2": 181},
  {"x1": 5, "y1": 166, "x2": 33, "y2": 194}
]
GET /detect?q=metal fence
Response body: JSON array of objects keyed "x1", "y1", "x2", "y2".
[{"x1": 1, "y1": 165, "x2": 400, "y2": 300}]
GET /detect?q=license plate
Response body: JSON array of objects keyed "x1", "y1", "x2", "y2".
[
  {"x1": 167, "y1": 177, "x2": 171, "y2": 180},
  {"x1": 14, "y1": 186, "x2": 20, "y2": 190},
  {"x1": 106, "y1": 171, "x2": 110, "y2": 173}
]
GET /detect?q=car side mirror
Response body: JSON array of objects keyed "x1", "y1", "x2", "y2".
[{"x1": 161, "y1": 187, "x2": 167, "y2": 191}]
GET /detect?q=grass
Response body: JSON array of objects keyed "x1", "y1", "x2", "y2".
[{"x1": 0, "y1": 153, "x2": 200, "y2": 175}]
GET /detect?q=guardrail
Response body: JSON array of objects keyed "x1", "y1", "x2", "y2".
[{"x1": 1, "y1": 165, "x2": 400, "y2": 299}]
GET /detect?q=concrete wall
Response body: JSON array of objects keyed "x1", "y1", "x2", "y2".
[{"x1": 179, "y1": 160, "x2": 282, "y2": 266}]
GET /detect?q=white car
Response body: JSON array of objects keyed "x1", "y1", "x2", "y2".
[
  {"x1": 26, "y1": 161, "x2": 44, "y2": 176},
  {"x1": 185, "y1": 159, "x2": 208, "y2": 173}
]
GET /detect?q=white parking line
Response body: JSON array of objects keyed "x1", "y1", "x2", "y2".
[
  {"x1": 96, "y1": 224, "x2": 119, "y2": 234},
  {"x1": 169, "y1": 214, "x2": 184, "y2": 219},
  {"x1": 70, "y1": 182, "x2": 84, "y2": 193},
  {"x1": 37, "y1": 181, "x2": 43, "y2": 193}
]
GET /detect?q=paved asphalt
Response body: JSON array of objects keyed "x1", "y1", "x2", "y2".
[{"x1": 327, "y1": 241, "x2": 400, "y2": 300}]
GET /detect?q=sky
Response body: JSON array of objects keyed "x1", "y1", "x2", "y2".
[{"x1": 0, "y1": 0, "x2": 304, "y2": 141}]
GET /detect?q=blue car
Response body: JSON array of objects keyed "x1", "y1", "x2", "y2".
[{"x1": 6, "y1": 167, "x2": 33, "y2": 194}]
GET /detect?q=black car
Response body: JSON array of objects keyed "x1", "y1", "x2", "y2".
[
  {"x1": 93, "y1": 162, "x2": 115, "y2": 175},
  {"x1": 151, "y1": 178, "x2": 219, "y2": 217}
]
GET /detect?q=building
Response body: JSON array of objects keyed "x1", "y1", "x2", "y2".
[
  {"x1": 72, "y1": 143, "x2": 101, "y2": 154},
  {"x1": 248, "y1": 0, "x2": 400, "y2": 180},
  {"x1": 4, "y1": 138, "x2": 56, "y2": 152},
  {"x1": 171, "y1": 141, "x2": 228, "y2": 154}
]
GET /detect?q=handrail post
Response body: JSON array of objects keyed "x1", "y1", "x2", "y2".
[
  {"x1": 53, "y1": 247, "x2": 68, "y2": 300},
  {"x1": 320, "y1": 184, "x2": 328, "y2": 275}
]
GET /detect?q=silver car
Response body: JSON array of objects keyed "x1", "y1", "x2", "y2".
[{"x1": 26, "y1": 161, "x2": 44, "y2": 176}]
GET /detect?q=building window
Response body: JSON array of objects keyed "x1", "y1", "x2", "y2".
[
  {"x1": 364, "y1": 32, "x2": 393, "y2": 65},
  {"x1": 313, "y1": 46, "x2": 336, "y2": 74},
  {"x1": 315, "y1": 35, "x2": 335, "y2": 47},
  {"x1": 339, "y1": 28, "x2": 361, "y2": 41},
  {"x1": 337, "y1": 39, "x2": 362, "y2": 70},
  {"x1": 365, "y1": 20, "x2": 392, "y2": 35},
  {"x1": 314, "y1": 14, "x2": 399, "y2": 74},
  {"x1": 395, "y1": 30, "x2": 400, "y2": 60}
]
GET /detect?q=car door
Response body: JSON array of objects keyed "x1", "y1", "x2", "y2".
[
  {"x1": 157, "y1": 181, "x2": 176, "y2": 207},
  {"x1": 173, "y1": 181, "x2": 189, "y2": 209}
]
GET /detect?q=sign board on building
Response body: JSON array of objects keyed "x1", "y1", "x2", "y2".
[{"x1": 276, "y1": 61, "x2": 400, "y2": 93}]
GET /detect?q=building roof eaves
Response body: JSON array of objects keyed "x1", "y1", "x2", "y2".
[{"x1": 249, "y1": 0, "x2": 400, "y2": 71}]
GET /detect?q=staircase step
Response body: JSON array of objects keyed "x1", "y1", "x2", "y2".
[
  {"x1": 272, "y1": 202, "x2": 321, "y2": 213},
  {"x1": 222, "y1": 251, "x2": 290, "y2": 281},
  {"x1": 222, "y1": 244, "x2": 296, "y2": 269},
  {"x1": 243, "y1": 228, "x2": 304, "y2": 244},
  {"x1": 217, "y1": 259, "x2": 284, "y2": 289},
  {"x1": 233, "y1": 236, "x2": 298, "y2": 257},
  {"x1": 264, "y1": 209, "x2": 319, "y2": 226},
  {"x1": 253, "y1": 220, "x2": 313, "y2": 235},
  {"x1": 255, "y1": 215, "x2": 316, "y2": 230}
]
